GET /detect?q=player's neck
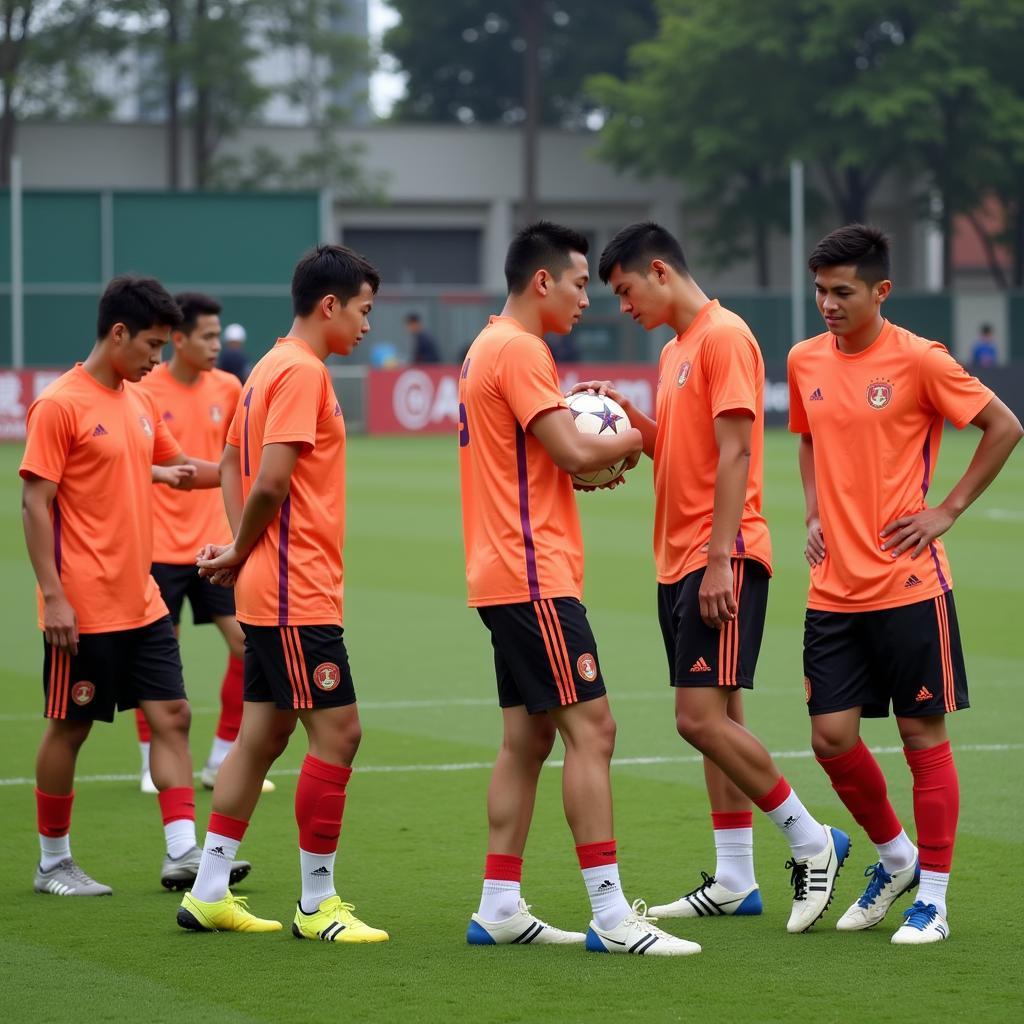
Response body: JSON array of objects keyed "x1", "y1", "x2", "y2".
[
  {"x1": 667, "y1": 278, "x2": 711, "y2": 336},
  {"x1": 499, "y1": 297, "x2": 543, "y2": 338},
  {"x1": 82, "y1": 344, "x2": 124, "y2": 391},
  {"x1": 286, "y1": 319, "x2": 329, "y2": 361},
  {"x1": 168, "y1": 355, "x2": 201, "y2": 385},
  {"x1": 834, "y1": 315, "x2": 886, "y2": 354}
]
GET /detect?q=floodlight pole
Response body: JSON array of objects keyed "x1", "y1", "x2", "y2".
[
  {"x1": 790, "y1": 159, "x2": 805, "y2": 346},
  {"x1": 11, "y1": 154, "x2": 24, "y2": 370}
]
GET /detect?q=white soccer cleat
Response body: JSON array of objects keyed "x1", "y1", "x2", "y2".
[
  {"x1": 34, "y1": 858, "x2": 112, "y2": 896},
  {"x1": 467, "y1": 898, "x2": 585, "y2": 945},
  {"x1": 786, "y1": 826, "x2": 851, "y2": 934},
  {"x1": 649, "y1": 871, "x2": 763, "y2": 918},
  {"x1": 200, "y1": 763, "x2": 275, "y2": 793},
  {"x1": 836, "y1": 859, "x2": 919, "y2": 931},
  {"x1": 891, "y1": 901, "x2": 949, "y2": 945},
  {"x1": 585, "y1": 899, "x2": 702, "y2": 956},
  {"x1": 140, "y1": 769, "x2": 158, "y2": 794}
]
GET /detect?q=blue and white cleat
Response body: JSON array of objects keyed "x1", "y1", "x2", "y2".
[
  {"x1": 891, "y1": 901, "x2": 949, "y2": 945},
  {"x1": 649, "y1": 872, "x2": 763, "y2": 918},
  {"x1": 467, "y1": 898, "x2": 585, "y2": 945},
  {"x1": 786, "y1": 826, "x2": 851, "y2": 933},
  {"x1": 585, "y1": 899, "x2": 702, "y2": 956},
  {"x1": 836, "y1": 859, "x2": 919, "y2": 931}
]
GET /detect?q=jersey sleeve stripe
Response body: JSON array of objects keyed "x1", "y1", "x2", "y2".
[
  {"x1": 277, "y1": 495, "x2": 292, "y2": 626},
  {"x1": 543, "y1": 599, "x2": 579, "y2": 704},
  {"x1": 514, "y1": 425, "x2": 541, "y2": 602},
  {"x1": 533, "y1": 601, "x2": 569, "y2": 706}
]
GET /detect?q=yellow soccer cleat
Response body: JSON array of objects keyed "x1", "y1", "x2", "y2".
[
  {"x1": 292, "y1": 895, "x2": 390, "y2": 943},
  {"x1": 177, "y1": 891, "x2": 282, "y2": 933}
]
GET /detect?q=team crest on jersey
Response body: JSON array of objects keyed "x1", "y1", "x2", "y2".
[
  {"x1": 139, "y1": 415, "x2": 154, "y2": 437},
  {"x1": 313, "y1": 662, "x2": 341, "y2": 691},
  {"x1": 866, "y1": 379, "x2": 894, "y2": 409},
  {"x1": 71, "y1": 681, "x2": 95, "y2": 706},
  {"x1": 210, "y1": 404, "x2": 223, "y2": 423},
  {"x1": 577, "y1": 653, "x2": 598, "y2": 682},
  {"x1": 804, "y1": 677, "x2": 812, "y2": 704},
  {"x1": 677, "y1": 361, "x2": 692, "y2": 388}
]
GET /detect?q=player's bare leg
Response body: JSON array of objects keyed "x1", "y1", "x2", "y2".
[{"x1": 36, "y1": 719, "x2": 91, "y2": 795}]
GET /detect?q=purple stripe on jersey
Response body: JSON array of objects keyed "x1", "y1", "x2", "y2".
[
  {"x1": 929, "y1": 543, "x2": 951, "y2": 593},
  {"x1": 242, "y1": 387, "x2": 253, "y2": 477},
  {"x1": 515, "y1": 425, "x2": 541, "y2": 602},
  {"x1": 734, "y1": 529, "x2": 746, "y2": 555},
  {"x1": 278, "y1": 495, "x2": 291, "y2": 625},
  {"x1": 52, "y1": 497, "x2": 63, "y2": 576},
  {"x1": 920, "y1": 430, "x2": 932, "y2": 498}
]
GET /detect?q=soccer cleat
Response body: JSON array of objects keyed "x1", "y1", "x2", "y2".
[
  {"x1": 649, "y1": 871, "x2": 763, "y2": 918},
  {"x1": 292, "y1": 895, "x2": 389, "y2": 943},
  {"x1": 585, "y1": 899, "x2": 702, "y2": 956},
  {"x1": 177, "y1": 891, "x2": 281, "y2": 933},
  {"x1": 467, "y1": 898, "x2": 586, "y2": 945},
  {"x1": 160, "y1": 845, "x2": 252, "y2": 891},
  {"x1": 836, "y1": 859, "x2": 920, "y2": 931},
  {"x1": 200, "y1": 763, "x2": 275, "y2": 792},
  {"x1": 34, "y1": 858, "x2": 112, "y2": 897},
  {"x1": 785, "y1": 826, "x2": 850, "y2": 933},
  {"x1": 140, "y1": 769, "x2": 158, "y2": 794},
  {"x1": 891, "y1": 901, "x2": 949, "y2": 944}
]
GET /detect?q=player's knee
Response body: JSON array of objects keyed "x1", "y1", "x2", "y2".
[
  {"x1": 147, "y1": 699, "x2": 192, "y2": 739},
  {"x1": 810, "y1": 722, "x2": 859, "y2": 759},
  {"x1": 45, "y1": 719, "x2": 91, "y2": 752},
  {"x1": 675, "y1": 709, "x2": 707, "y2": 747},
  {"x1": 588, "y1": 710, "x2": 617, "y2": 759},
  {"x1": 532, "y1": 721, "x2": 557, "y2": 762},
  {"x1": 896, "y1": 715, "x2": 945, "y2": 750}
]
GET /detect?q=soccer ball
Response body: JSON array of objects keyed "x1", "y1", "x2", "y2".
[{"x1": 566, "y1": 391, "x2": 632, "y2": 488}]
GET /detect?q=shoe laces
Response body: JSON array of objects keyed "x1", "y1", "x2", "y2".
[
  {"x1": 901, "y1": 901, "x2": 938, "y2": 931},
  {"x1": 516, "y1": 898, "x2": 552, "y2": 928},
  {"x1": 856, "y1": 862, "x2": 893, "y2": 908},
  {"x1": 786, "y1": 859, "x2": 808, "y2": 902},
  {"x1": 224, "y1": 893, "x2": 252, "y2": 912},
  {"x1": 682, "y1": 871, "x2": 716, "y2": 899},
  {"x1": 63, "y1": 860, "x2": 96, "y2": 884},
  {"x1": 624, "y1": 898, "x2": 672, "y2": 939}
]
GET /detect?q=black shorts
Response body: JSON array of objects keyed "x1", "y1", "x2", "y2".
[
  {"x1": 658, "y1": 559, "x2": 770, "y2": 688},
  {"x1": 42, "y1": 615, "x2": 185, "y2": 723},
  {"x1": 477, "y1": 598, "x2": 606, "y2": 715},
  {"x1": 241, "y1": 624, "x2": 357, "y2": 711},
  {"x1": 151, "y1": 562, "x2": 235, "y2": 626},
  {"x1": 803, "y1": 592, "x2": 969, "y2": 718}
]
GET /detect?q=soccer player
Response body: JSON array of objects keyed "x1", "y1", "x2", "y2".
[
  {"x1": 575, "y1": 222, "x2": 848, "y2": 933},
  {"x1": 176, "y1": 245, "x2": 389, "y2": 943},
  {"x1": 789, "y1": 224, "x2": 1022, "y2": 944},
  {"x1": 134, "y1": 292, "x2": 274, "y2": 796},
  {"x1": 459, "y1": 221, "x2": 700, "y2": 956},
  {"x1": 20, "y1": 275, "x2": 248, "y2": 896}
]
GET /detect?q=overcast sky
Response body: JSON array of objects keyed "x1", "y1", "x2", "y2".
[{"x1": 368, "y1": 0, "x2": 405, "y2": 117}]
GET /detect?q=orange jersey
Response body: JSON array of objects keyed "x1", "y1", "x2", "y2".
[
  {"x1": 226, "y1": 337, "x2": 346, "y2": 627},
  {"x1": 788, "y1": 321, "x2": 994, "y2": 612},
  {"x1": 458, "y1": 315, "x2": 583, "y2": 606},
  {"x1": 653, "y1": 300, "x2": 772, "y2": 584},
  {"x1": 19, "y1": 364, "x2": 181, "y2": 633},
  {"x1": 137, "y1": 364, "x2": 241, "y2": 564}
]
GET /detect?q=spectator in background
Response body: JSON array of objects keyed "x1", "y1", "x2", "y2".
[
  {"x1": 547, "y1": 332, "x2": 580, "y2": 364},
  {"x1": 218, "y1": 323, "x2": 250, "y2": 383},
  {"x1": 970, "y1": 324, "x2": 998, "y2": 368},
  {"x1": 405, "y1": 313, "x2": 441, "y2": 364}
]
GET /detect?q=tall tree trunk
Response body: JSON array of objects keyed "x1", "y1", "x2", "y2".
[
  {"x1": 166, "y1": 0, "x2": 180, "y2": 189},
  {"x1": 521, "y1": 0, "x2": 540, "y2": 224},
  {"x1": 193, "y1": 0, "x2": 209, "y2": 188},
  {"x1": 0, "y1": 2, "x2": 31, "y2": 188},
  {"x1": 965, "y1": 209, "x2": 1008, "y2": 290},
  {"x1": 1013, "y1": 197, "x2": 1024, "y2": 289}
]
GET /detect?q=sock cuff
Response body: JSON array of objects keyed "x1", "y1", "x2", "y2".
[
  {"x1": 208, "y1": 812, "x2": 249, "y2": 841},
  {"x1": 753, "y1": 776, "x2": 792, "y2": 814},
  {"x1": 301, "y1": 754, "x2": 353, "y2": 786},
  {"x1": 904, "y1": 740, "x2": 953, "y2": 771},
  {"x1": 816, "y1": 737, "x2": 869, "y2": 773},
  {"x1": 576, "y1": 839, "x2": 617, "y2": 870},
  {"x1": 35, "y1": 788, "x2": 74, "y2": 837},
  {"x1": 711, "y1": 810, "x2": 753, "y2": 831},
  {"x1": 484, "y1": 853, "x2": 523, "y2": 882},
  {"x1": 157, "y1": 786, "x2": 196, "y2": 825}
]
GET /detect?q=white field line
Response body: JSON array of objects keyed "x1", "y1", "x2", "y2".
[
  {"x1": 0, "y1": 742, "x2": 1019, "y2": 788},
  {"x1": 980, "y1": 508, "x2": 1024, "y2": 521}
]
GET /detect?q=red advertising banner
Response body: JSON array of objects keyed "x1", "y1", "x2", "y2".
[
  {"x1": 366, "y1": 363, "x2": 660, "y2": 435},
  {"x1": 0, "y1": 369, "x2": 64, "y2": 441}
]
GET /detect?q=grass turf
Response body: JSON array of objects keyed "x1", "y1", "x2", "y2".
[{"x1": 0, "y1": 429, "x2": 1021, "y2": 1023}]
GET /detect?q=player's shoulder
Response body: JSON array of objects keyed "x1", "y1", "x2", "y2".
[
  {"x1": 788, "y1": 331, "x2": 832, "y2": 366},
  {"x1": 209, "y1": 367, "x2": 244, "y2": 397},
  {"x1": 704, "y1": 304, "x2": 760, "y2": 350},
  {"x1": 29, "y1": 367, "x2": 89, "y2": 420},
  {"x1": 887, "y1": 322, "x2": 947, "y2": 359}
]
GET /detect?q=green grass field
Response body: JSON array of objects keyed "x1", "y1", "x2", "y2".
[{"x1": 1, "y1": 430, "x2": 1021, "y2": 1024}]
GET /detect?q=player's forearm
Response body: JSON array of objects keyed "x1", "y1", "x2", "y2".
[
  {"x1": 21, "y1": 500, "x2": 66, "y2": 600},
  {"x1": 707, "y1": 445, "x2": 748, "y2": 561},
  {"x1": 221, "y1": 464, "x2": 244, "y2": 535},
  {"x1": 798, "y1": 435, "x2": 820, "y2": 524},
  {"x1": 183, "y1": 456, "x2": 221, "y2": 489},
  {"x1": 938, "y1": 415, "x2": 1023, "y2": 520},
  {"x1": 620, "y1": 400, "x2": 657, "y2": 458},
  {"x1": 232, "y1": 486, "x2": 289, "y2": 559},
  {"x1": 574, "y1": 427, "x2": 643, "y2": 475}
]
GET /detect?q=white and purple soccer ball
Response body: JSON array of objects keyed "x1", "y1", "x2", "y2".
[{"x1": 567, "y1": 391, "x2": 633, "y2": 488}]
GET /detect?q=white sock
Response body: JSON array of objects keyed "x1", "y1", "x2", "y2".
[
  {"x1": 139, "y1": 741, "x2": 151, "y2": 774},
  {"x1": 763, "y1": 789, "x2": 827, "y2": 860},
  {"x1": 191, "y1": 830, "x2": 241, "y2": 903},
  {"x1": 206, "y1": 736, "x2": 233, "y2": 770},
  {"x1": 875, "y1": 830, "x2": 917, "y2": 874},
  {"x1": 714, "y1": 827, "x2": 756, "y2": 891},
  {"x1": 299, "y1": 848, "x2": 337, "y2": 914},
  {"x1": 39, "y1": 833, "x2": 71, "y2": 872},
  {"x1": 916, "y1": 869, "x2": 949, "y2": 919},
  {"x1": 582, "y1": 863, "x2": 632, "y2": 930},
  {"x1": 478, "y1": 878, "x2": 521, "y2": 921},
  {"x1": 164, "y1": 818, "x2": 197, "y2": 859}
]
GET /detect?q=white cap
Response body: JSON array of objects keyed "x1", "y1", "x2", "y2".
[{"x1": 224, "y1": 323, "x2": 246, "y2": 343}]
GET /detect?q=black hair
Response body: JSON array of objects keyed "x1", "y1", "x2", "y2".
[
  {"x1": 504, "y1": 220, "x2": 589, "y2": 294},
  {"x1": 979, "y1": 323, "x2": 993, "y2": 335},
  {"x1": 404, "y1": 312, "x2": 422, "y2": 324},
  {"x1": 97, "y1": 274, "x2": 182, "y2": 338},
  {"x1": 292, "y1": 244, "x2": 381, "y2": 317},
  {"x1": 808, "y1": 224, "x2": 891, "y2": 285},
  {"x1": 174, "y1": 291, "x2": 222, "y2": 333},
  {"x1": 598, "y1": 221, "x2": 688, "y2": 283}
]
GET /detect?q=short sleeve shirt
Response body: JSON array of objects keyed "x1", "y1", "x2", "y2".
[
  {"x1": 19, "y1": 364, "x2": 180, "y2": 633},
  {"x1": 788, "y1": 321, "x2": 994, "y2": 611}
]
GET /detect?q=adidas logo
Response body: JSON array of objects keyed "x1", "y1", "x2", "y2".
[
  {"x1": 92, "y1": 424, "x2": 108, "y2": 436},
  {"x1": 690, "y1": 657, "x2": 712, "y2": 673},
  {"x1": 310, "y1": 866, "x2": 331, "y2": 876},
  {"x1": 597, "y1": 880, "x2": 618, "y2": 892},
  {"x1": 162, "y1": 411, "x2": 174, "y2": 421},
  {"x1": 783, "y1": 815, "x2": 797, "y2": 829},
  {"x1": 333, "y1": 402, "x2": 342, "y2": 416},
  {"x1": 904, "y1": 575, "x2": 923, "y2": 588},
  {"x1": 809, "y1": 388, "x2": 824, "y2": 401},
  {"x1": 210, "y1": 845, "x2": 225, "y2": 856},
  {"x1": 916, "y1": 686, "x2": 934, "y2": 703}
]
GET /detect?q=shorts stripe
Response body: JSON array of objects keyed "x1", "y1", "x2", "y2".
[
  {"x1": 533, "y1": 601, "x2": 569, "y2": 706},
  {"x1": 51, "y1": 649, "x2": 70, "y2": 720},
  {"x1": 543, "y1": 599, "x2": 578, "y2": 704},
  {"x1": 717, "y1": 560, "x2": 744, "y2": 687},
  {"x1": 289, "y1": 627, "x2": 314, "y2": 708},
  {"x1": 934, "y1": 597, "x2": 955, "y2": 712},
  {"x1": 279, "y1": 627, "x2": 308, "y2": 710},
  {"x1": 46, "y1": 646, "x2": 57, "y2": 718}
]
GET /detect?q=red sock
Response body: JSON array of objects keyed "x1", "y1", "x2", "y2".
[
  {"x1": 484, "y1": 853, "x2": 523, "y2": 882},
  {"x1": 36, "y1": 788, "x2": 73, "y2": 837},
  {"x1": 295, "y1": 755, "x2": 351, "y2": 854},
  {"x1": 215, "y1": 655, "x2": 244, "y2": 742},
  {"x1": 817, "y1": 739, "x2": 903, "y2": 844},
  {"x1": 904, "y1": 741, "x2": 959, "y2": 873},
  {"x1": 208, "y1": 812, "x2": 249, "y2": 842},
  {"x1": 157, "y1": 786, "x2": 196, "y2": 825},
  {"x1": 575, "y1": 839, "x2": 617, "y2": 869},
  {"x1": 752, "y1": 776, "x2": 790, "y2": 813},
  {"x1": 711, "y1": 811, "x2": 753, "y2": 831},
  {"x1": 135, "y1": 708, "x2": 151, "y2": 743}
]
